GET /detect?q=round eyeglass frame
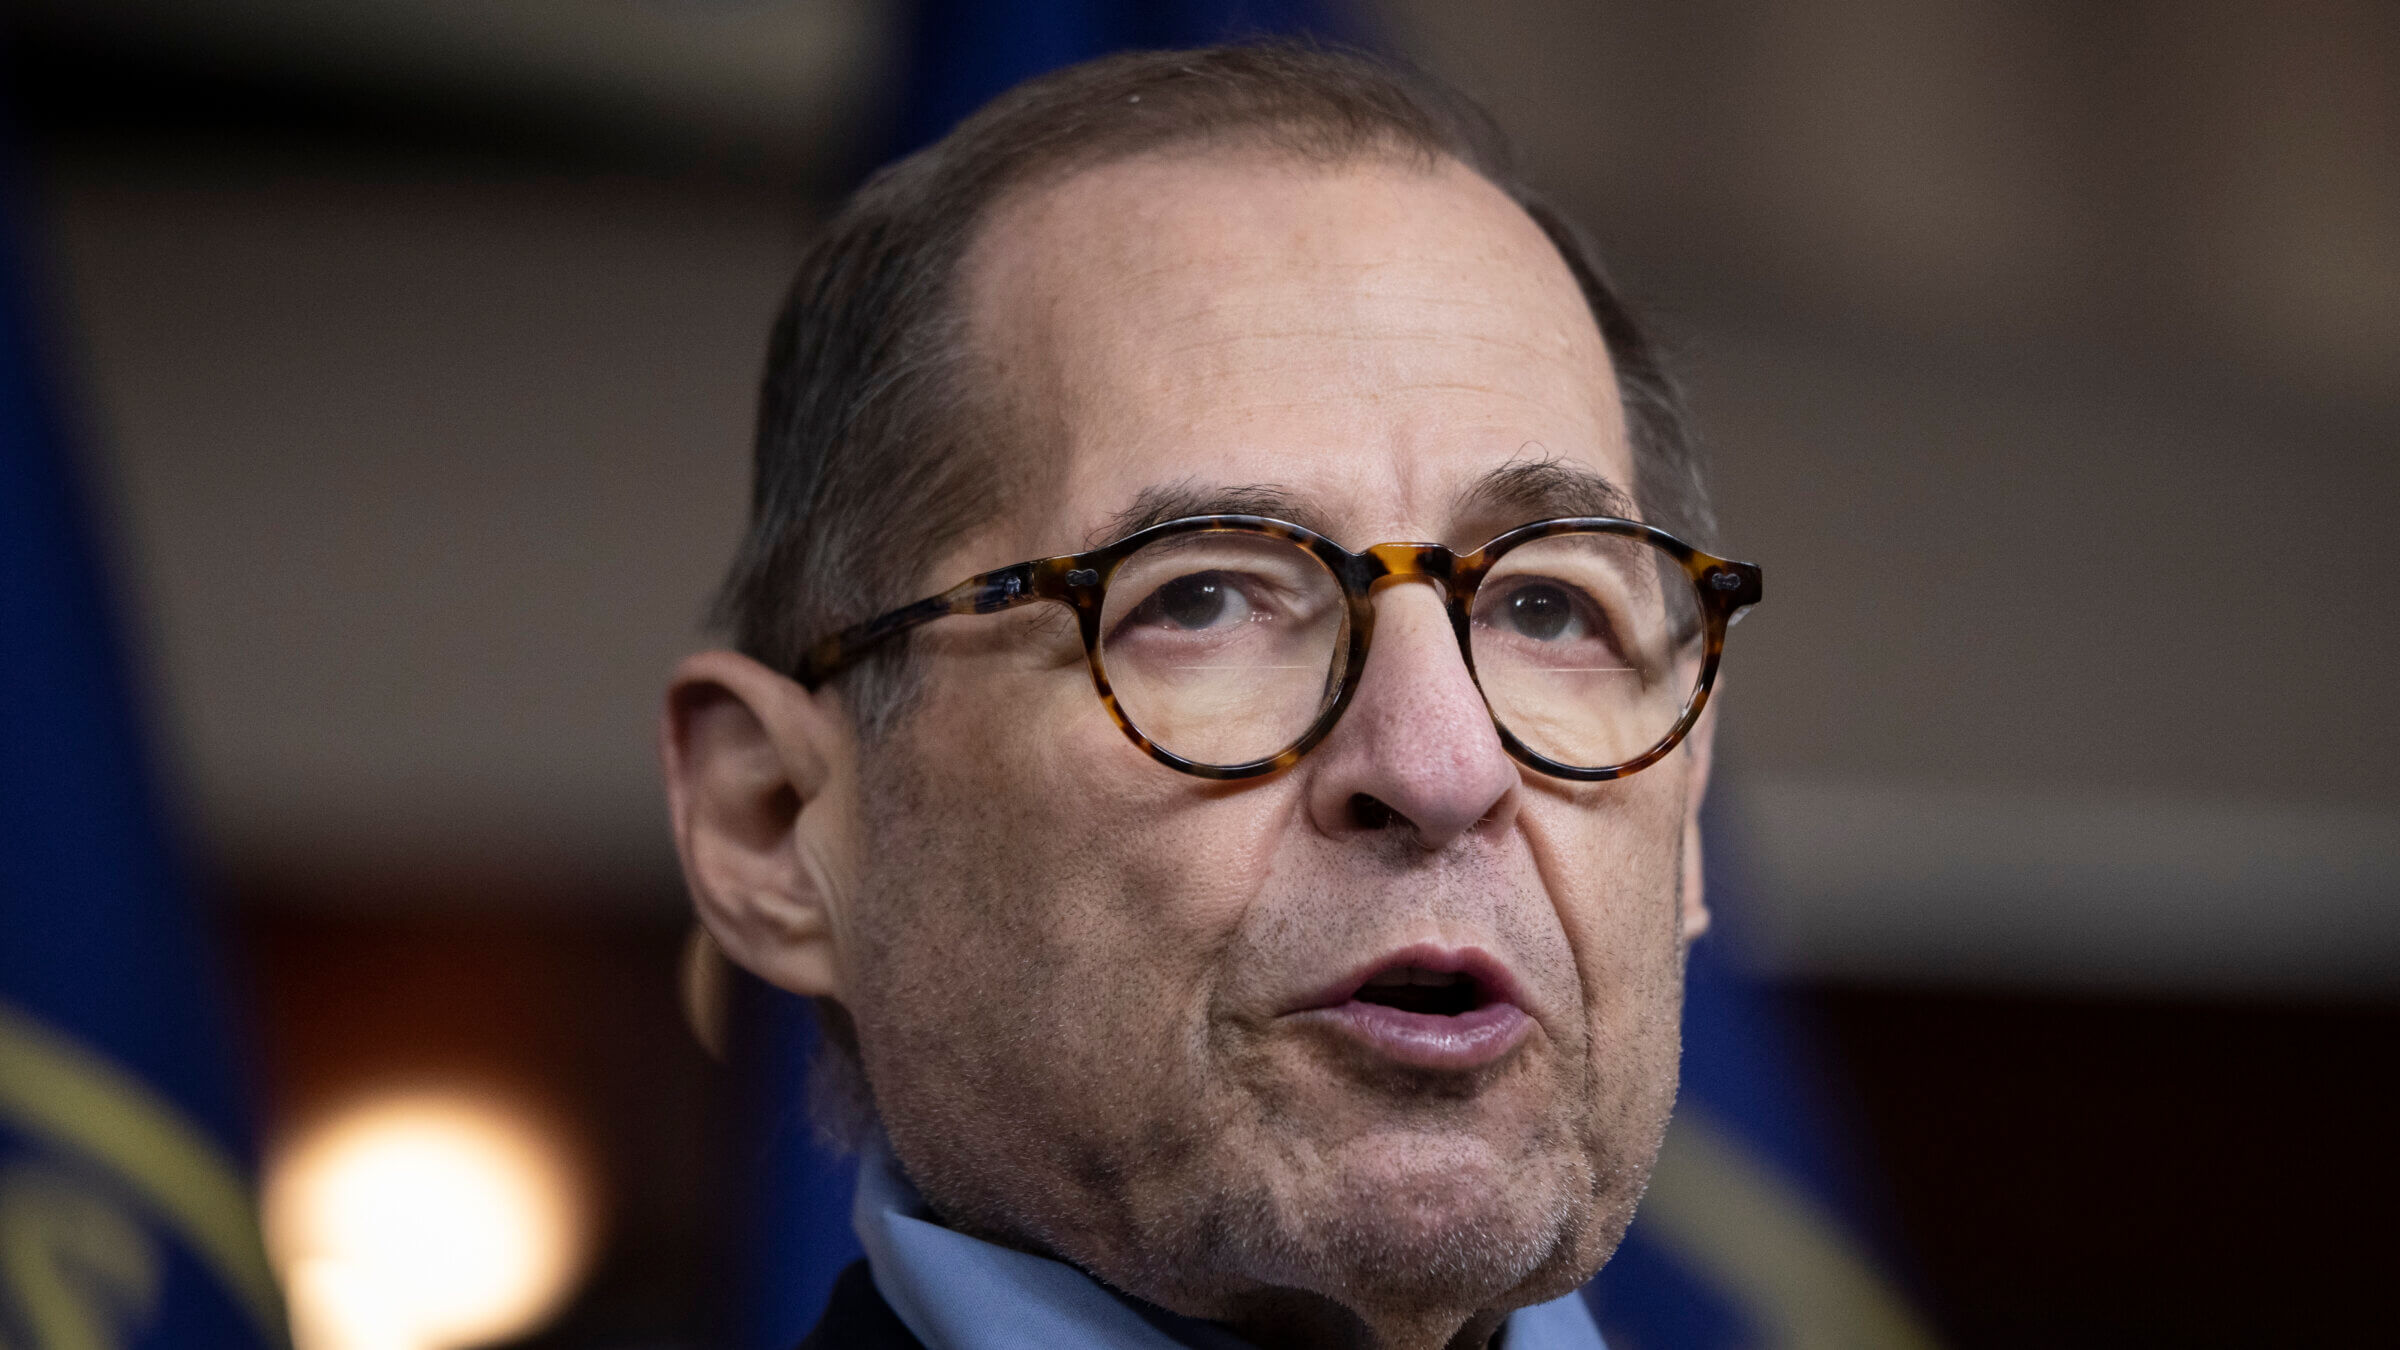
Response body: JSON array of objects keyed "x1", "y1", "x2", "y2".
[{"x1": 793, "y1": 514, "x2": 1763, "y2": 782}]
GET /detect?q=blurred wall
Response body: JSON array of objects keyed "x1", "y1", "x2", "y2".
[{"x1": 45, "y1": 166, "x2": 796, "y2": 899}]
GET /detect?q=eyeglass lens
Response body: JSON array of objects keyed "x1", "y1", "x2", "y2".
[
  {"x1": 1469, "y1": 532, "x2": 1704, "y2": 770},
  {"x1": 1095, "y1": 527, "x2": 1706, "y2": 772}
]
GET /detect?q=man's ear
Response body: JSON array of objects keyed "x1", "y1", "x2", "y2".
[
  {"x1": 660, "y1": 649, "x2": 857, "y2": 1000},
  {"x1": 1678, "y1": 696, "x2": 1718, "y2": 943}
]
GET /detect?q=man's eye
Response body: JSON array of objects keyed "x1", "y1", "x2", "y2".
[
  {"x1": 1501, "y1": 583, "x2": 1585, "y2": 641},
  {"x1": 1140, "y1": 572, "x2": 1250, "y2": 630}
]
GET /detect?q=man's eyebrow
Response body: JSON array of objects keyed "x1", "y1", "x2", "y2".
[
  {"x1": 1092, "y1": 481, "x2": 1333, "y2": 546},
  {"x1": 1091, "y1": 460, "x2": 1632, "y2": 550},
  {"x1": 1457, "y1": 456, "x2": 1637, "y2": 525}
]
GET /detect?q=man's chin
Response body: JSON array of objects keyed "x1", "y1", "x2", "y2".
[{"x1": 1244, "y1": 1127, "x2": 1600, "y2": 1313}]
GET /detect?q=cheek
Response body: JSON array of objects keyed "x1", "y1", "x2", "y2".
[
  {"x1": 844, "y1": 668, "x2": 1312, "y2": 1242},
  {"x1": 845, "y1": 664, "x2": 1290, "y2": 1093},
  {"x1": 1521, "y1": 769, "x2": 1690, "y2": 1068}
]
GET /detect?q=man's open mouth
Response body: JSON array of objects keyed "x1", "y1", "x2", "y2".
[
  {"x1": 1289, "y1": 945, "x2": 1533, "y2": 1072},
  {"x1": 1352, "y1": 965, "x2": 1494, "y2": 1017}
]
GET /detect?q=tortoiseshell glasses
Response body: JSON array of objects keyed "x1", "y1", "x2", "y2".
[{"x1": 796, "y1": 515, "x2": 1762, "y2": 782}]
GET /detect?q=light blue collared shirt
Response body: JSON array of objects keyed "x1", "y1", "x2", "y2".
[{"x1": 852, "y1": 1142, "x2": 1608, "y2": 1350}]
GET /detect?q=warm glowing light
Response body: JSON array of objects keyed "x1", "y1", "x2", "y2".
[{"x1": 264, "y1": 1091, "x2": 591, "y2": 1350}]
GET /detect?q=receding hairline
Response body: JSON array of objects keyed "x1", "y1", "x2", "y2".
[
  {"x1": 962, "y1": 132, "x2": 1558, "y2": 298},
  {"x1": 954, "y1": 129, "x2": 1504, "y2": 323},
  {"x1": 981, "y1": 111, "x2": 1456, "y2": 212}
]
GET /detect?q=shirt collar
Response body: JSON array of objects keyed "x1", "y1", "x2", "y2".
[{"x1": 850, "y1": 1141, "x2": 1607, "y2": 1350}]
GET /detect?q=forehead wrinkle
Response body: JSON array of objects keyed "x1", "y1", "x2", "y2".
[
  {"x1": 1134, "y1": 319, "x2": 1604, "y2": 416},
  {"x1": 1128, "y1": 258, "x2": 1562, "y2": 295},
  {"x1": 1136, "y1": 284, "x2": 1589, "y2": 337},
  {"x1": 1149, "y1": 328, "x2": 1576, "y2": 359},
  {"x1": 1126, "y1": 291, "x2": 1605, "y2": 407},
  {"x1": 1101, "y1": 240, "x2": 1596, "y2": 341}
]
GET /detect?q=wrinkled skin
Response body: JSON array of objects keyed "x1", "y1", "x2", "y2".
[{"x1": 666, "y1": 148, "x2": 1713, "y2": 1350}]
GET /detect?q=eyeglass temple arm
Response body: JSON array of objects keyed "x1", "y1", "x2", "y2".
[{"x1": 793, "y1": 561, "x2": 1052, "y2": 689}]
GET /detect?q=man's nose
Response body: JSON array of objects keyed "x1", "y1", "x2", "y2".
[{"x1": 1301, "y1": 580, "x2": 1520, "y2": 850}]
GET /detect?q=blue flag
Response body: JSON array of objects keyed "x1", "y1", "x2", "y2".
[
  {"x1": 0, "y1": 180, "x2": 285, "y2": 1348},
  {"x1": 733, "y1": 6, "x2": 1938, "y2": 1345}
]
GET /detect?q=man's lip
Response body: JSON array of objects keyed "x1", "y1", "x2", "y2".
[
  {"x1": 1287, "y1": 943, "x2": 1527, "y2": 1015},
  {"x1": 1292, "y1": 1000, "x2": 1533, "y2": 1072}
]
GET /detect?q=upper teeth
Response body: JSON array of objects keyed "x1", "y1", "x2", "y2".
[{"x1": 1364, "y1": 968, "x2": 1466, "y2": 988}]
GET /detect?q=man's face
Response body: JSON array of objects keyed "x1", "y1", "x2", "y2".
[{"x1": 834, "y1": 150, "x2": 1699, "y2": 1337}]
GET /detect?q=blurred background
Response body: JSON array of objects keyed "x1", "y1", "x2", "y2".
[{"x1": 2, "y1": 1, "x2": 2393, "y2": 1346}]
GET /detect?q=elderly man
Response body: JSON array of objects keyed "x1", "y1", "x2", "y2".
[{"x1": 661, "y1": 42, "x2": 1760, "y2": 1350}]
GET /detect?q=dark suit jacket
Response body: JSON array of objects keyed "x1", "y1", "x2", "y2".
[{"x1": 798, "y1": 1260, "x2": 927, "y2": 1350}]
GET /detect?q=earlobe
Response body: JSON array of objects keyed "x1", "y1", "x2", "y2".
[
  {"x1": 1677, "y1": 700, "x2": 1717, "y2": 943},
  {"x1": 1679, "y1": 811, "x2": 1712, "y2": 942},
  {"x1": 660, "y1": 649, "x2": 857, "y2": 1000}
]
